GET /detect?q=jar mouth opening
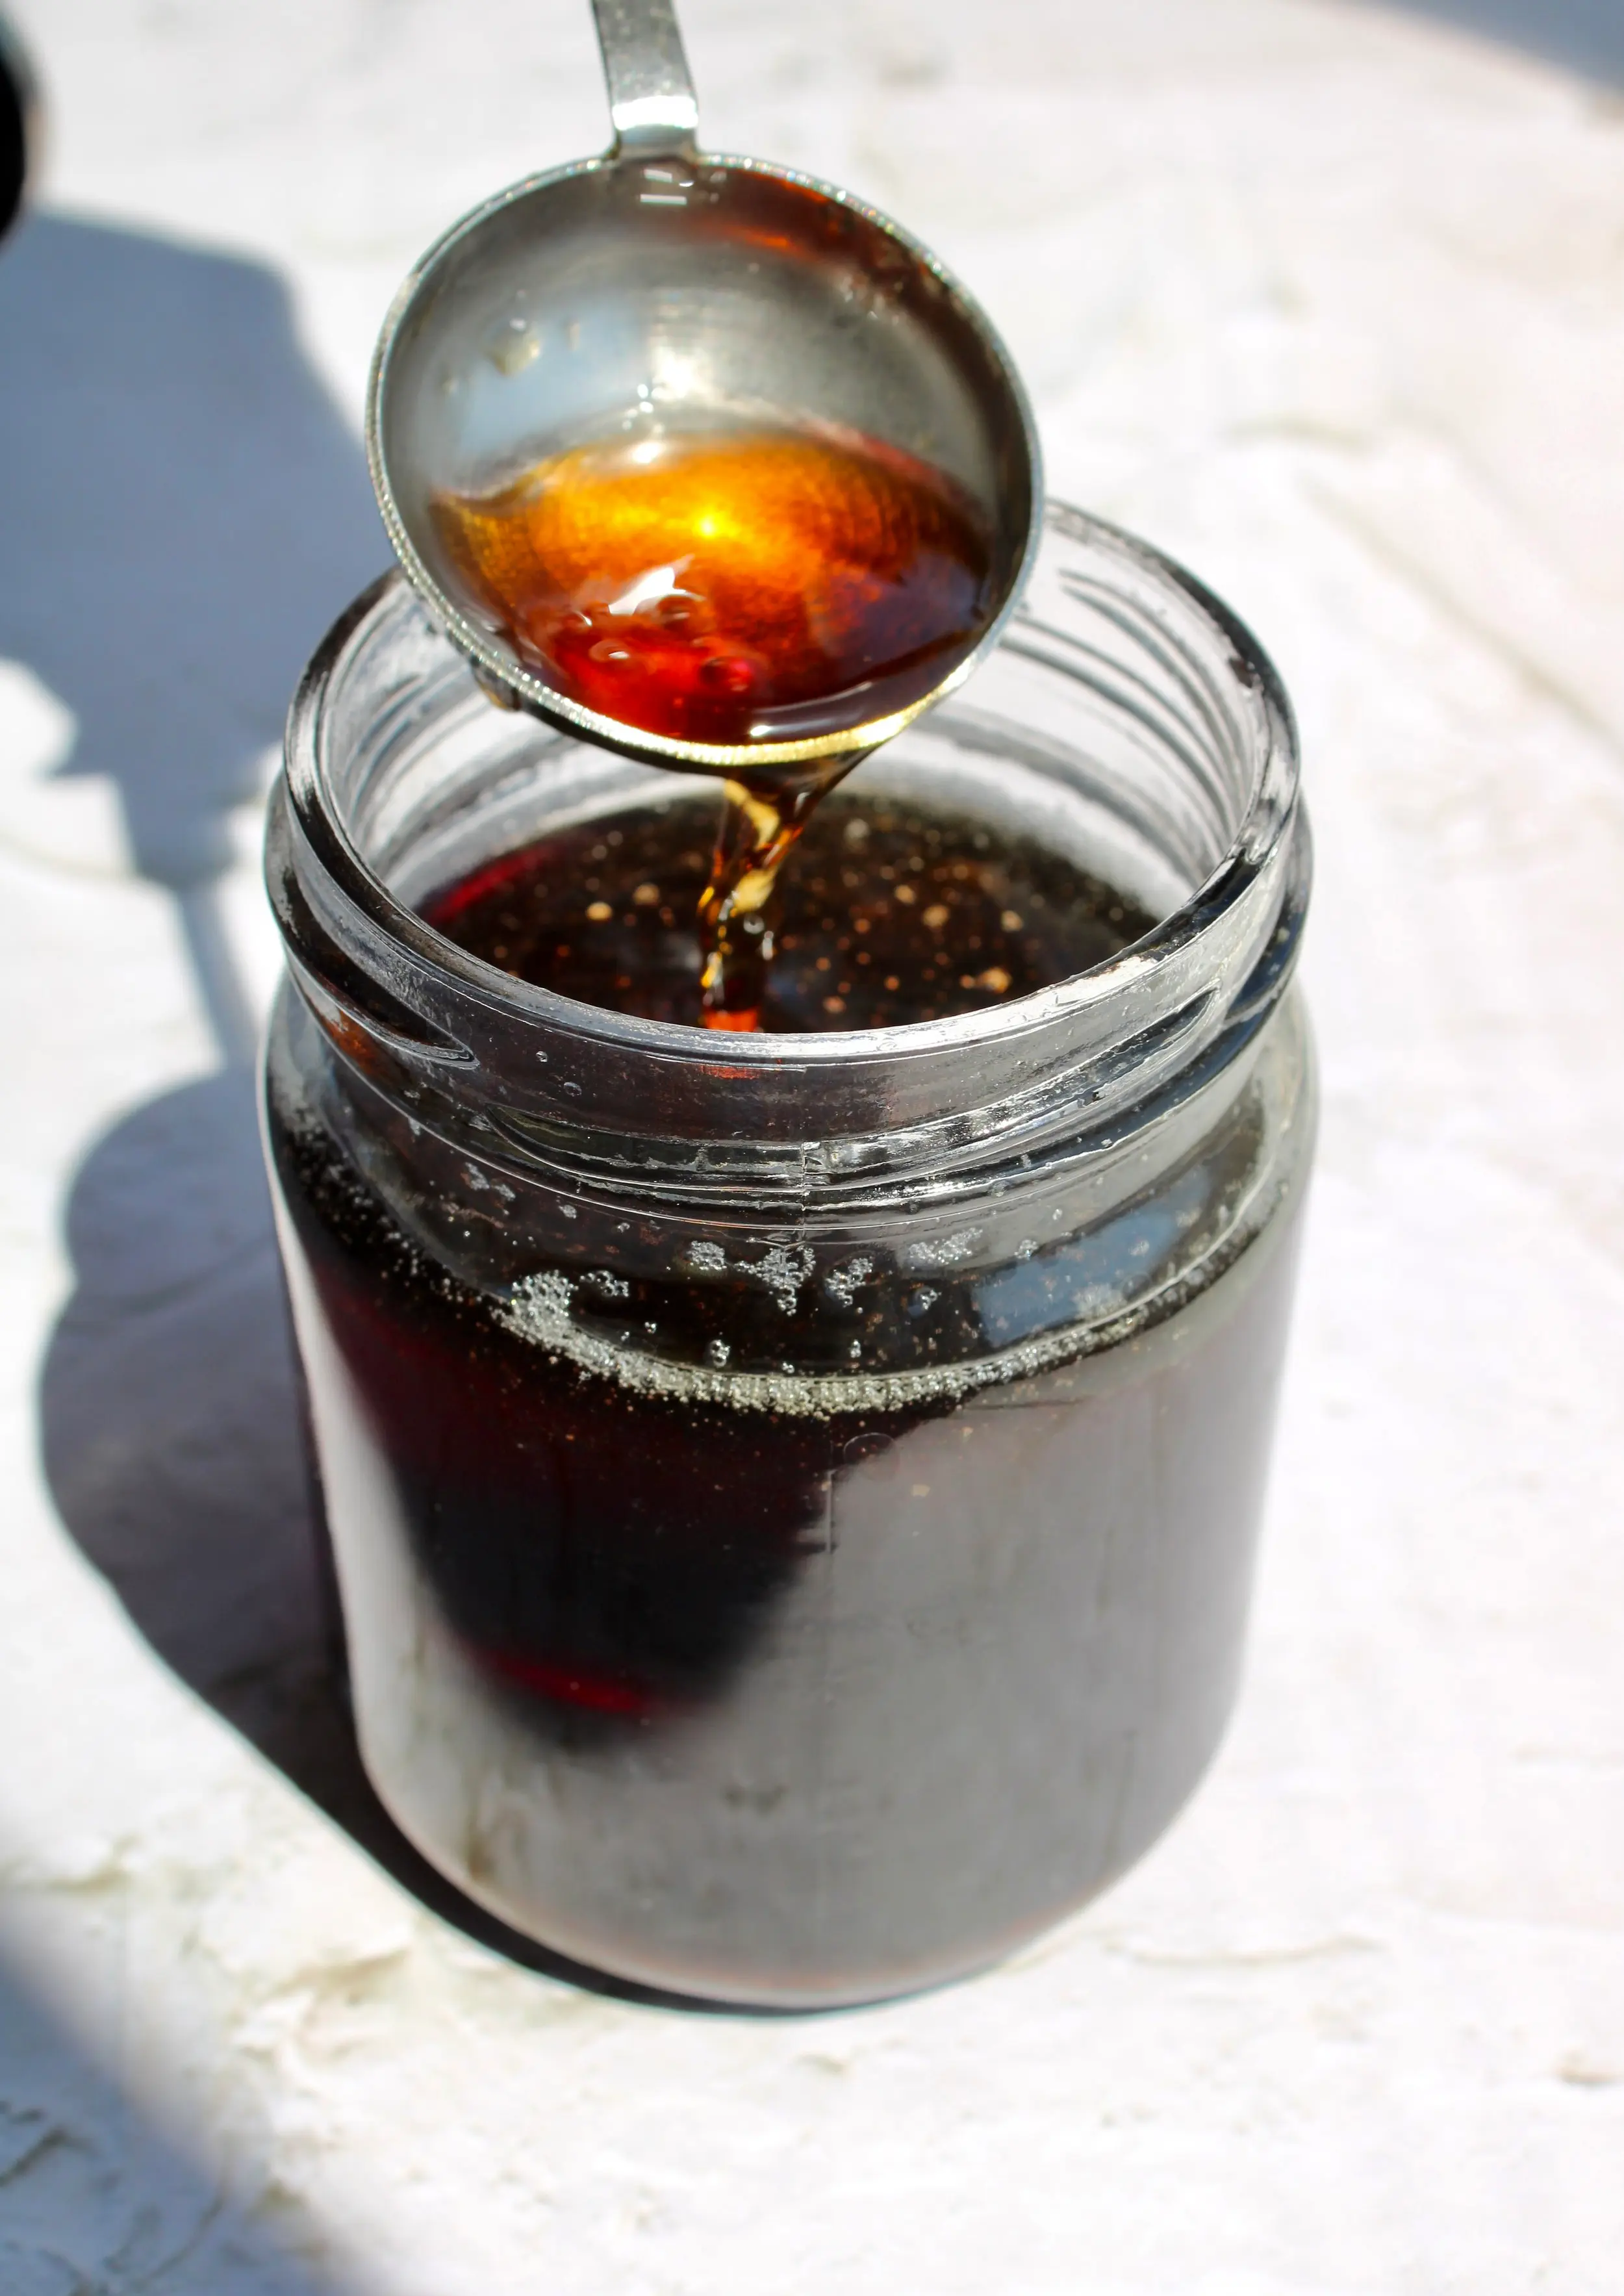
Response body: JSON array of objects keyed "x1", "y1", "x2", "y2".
[{"x1": 286, "y1": 504, "x2": 1300, "y2": 1071}]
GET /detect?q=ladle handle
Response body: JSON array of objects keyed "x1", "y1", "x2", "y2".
[{"x1": 590, "y1": 0, "x2": 700, "y2": 158}]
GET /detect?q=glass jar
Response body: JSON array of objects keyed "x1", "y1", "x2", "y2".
[{"x1": 262, "y1": 503, "x2": 1313, "y2": 2009}]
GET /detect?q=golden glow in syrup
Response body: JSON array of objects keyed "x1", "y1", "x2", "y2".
[{"x1": 432, "y1": 424, "x2": 995, "y2": 746}]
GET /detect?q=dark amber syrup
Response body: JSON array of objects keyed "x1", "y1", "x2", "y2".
[
  {"x1": 275, "y1": 806, "x2": 1154, "y2": 1737},
  {"x1": 422, "y1": 790, "x2": 1152, "y2": 1032},
  {"x1": 271, "y1": 1114, "x2": 850, "y2": 1733}
]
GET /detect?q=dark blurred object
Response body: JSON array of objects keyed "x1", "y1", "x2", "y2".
[{"x1": 0, "y1": 13, "x2": 36, "y2": 243}]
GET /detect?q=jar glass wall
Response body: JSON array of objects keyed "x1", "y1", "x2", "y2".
[{"x1": 262, "y1": 504, "x2": 1314, "y2": 2008}]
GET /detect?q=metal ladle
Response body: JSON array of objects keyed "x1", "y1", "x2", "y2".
[{"x1": 365, "y1": 0, "x2": 1041, "y2": 782}]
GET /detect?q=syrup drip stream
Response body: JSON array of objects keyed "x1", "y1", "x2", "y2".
[{"x1": 696, "y1": 760, "x2": 856, "y2": 1028}]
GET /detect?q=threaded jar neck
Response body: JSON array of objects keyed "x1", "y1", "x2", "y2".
[{"x1": 268, "y1": 504, "x2": 1307, "y2": 1197}]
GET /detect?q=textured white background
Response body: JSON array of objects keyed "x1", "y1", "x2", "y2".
[{"x1": 1, "y1": 3, "x2": 1622, "y2": 2290}]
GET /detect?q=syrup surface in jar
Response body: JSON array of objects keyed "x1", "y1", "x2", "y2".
[
  {"x1": 431, "y1": 425, "x2": 996, "y2": 746},
  {"x1": 421, "y1": 791, "x2": 1154, "y2": 1032}
]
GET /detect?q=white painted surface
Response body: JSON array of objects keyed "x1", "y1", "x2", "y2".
[{"x1": 1, "y1": 3, "x2": 1621, "y2": 2290}]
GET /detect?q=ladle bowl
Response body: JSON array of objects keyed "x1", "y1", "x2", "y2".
[{"x1": 365, "y1": 0, "x2": 1041, "y2": 775}]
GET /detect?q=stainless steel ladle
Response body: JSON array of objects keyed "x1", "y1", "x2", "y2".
[{"x1": 365, "y1": 0, "x2": 1041, "y2": 778}]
